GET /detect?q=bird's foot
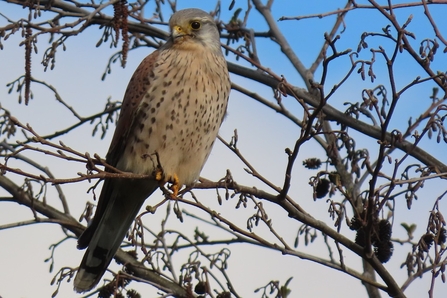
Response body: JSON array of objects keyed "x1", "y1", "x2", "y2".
[
  {"x1": 168, "y1": 173, "x2": 180, "y2": 198},
  {"x1": 154, "y1": 167, "x2": 179, "y2": 198}
]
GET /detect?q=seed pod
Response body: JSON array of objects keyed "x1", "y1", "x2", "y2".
[
  {"x1": 303, "y1": 158, "x2": 322, "y2": 169},
  {"x1": 374, "y1": 240, "x2": 394, "y2": 263},
  {"x1": 194, "y1": 281, "x2": 207, "y2": 295},
  {"x1": 315, "y1": 178, "x2": 330, "y2": 199}
]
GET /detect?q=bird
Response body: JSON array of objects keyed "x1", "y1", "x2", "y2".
[{"x1": 73, "y1": 8, "x2": 231, "y2": 292}]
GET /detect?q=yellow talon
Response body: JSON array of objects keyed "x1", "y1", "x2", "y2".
[
  {"x1": 154, "y1": 167, "x2": 179, "y2": 198},
  {"x1": 169, "y1": 173, "x2": 180, "y2": 198}
]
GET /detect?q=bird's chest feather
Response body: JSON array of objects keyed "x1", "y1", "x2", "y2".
[{"x1": 120, "y1": 49, "x2": 229, "y2": 185}]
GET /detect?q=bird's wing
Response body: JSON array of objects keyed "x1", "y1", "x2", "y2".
[
  {"x1": 107, "y1": 50, "x2": 160, "y2": 167},
  {"x1": 77, "y1": 50, "x2": 160, "y2": 250},
  {"x1": 74, "y1": 50, "x2": 161, "y2": 293}
]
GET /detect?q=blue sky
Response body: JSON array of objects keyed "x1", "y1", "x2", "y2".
[{"x1": 0, "y1": 1, "x2": 446, "y2": 297}]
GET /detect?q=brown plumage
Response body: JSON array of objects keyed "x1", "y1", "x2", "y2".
[{"x1": 74, "y1": 8, "x2": 231, "y2": 292}]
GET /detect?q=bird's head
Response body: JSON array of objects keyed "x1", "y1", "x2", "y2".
[{"x1": 168, "y1": 8, "x2": 221, "y2": 53}]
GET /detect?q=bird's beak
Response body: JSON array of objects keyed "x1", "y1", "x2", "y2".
[
  {"x1": 172, "y1": 25, "x2": 185, "y2": 39},
  {"x1": 172, "y1": 25, "x2": 192, "y2": 40}
]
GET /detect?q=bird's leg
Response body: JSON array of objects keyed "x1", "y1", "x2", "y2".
[
  {"x1": 154, "y1": 166, "x2": 164, "y2": 181},
  {"x1": 152, "y1": 152, "x2": 165, "y2": 182}
]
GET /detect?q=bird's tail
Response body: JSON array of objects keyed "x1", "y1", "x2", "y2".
[{"x1": 74, "y1": 179, "x2": 157, "y2": 292}]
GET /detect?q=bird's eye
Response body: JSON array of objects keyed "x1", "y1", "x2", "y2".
[{"x1": 190, "y1": 21, "x2": 201, "y2": 30}]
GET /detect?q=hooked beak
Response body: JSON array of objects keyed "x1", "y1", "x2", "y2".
[{"x1": 172, "y1": 25, "x2": 192, "y2": 40}]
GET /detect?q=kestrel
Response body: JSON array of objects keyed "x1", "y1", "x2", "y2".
[{"x1": 74, "y1": 8, "x2": 230, "y2": 292}]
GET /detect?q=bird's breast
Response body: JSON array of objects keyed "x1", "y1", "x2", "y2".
[{"x1": 118, "y1": 49, "x2": 230, "y2": 186}]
